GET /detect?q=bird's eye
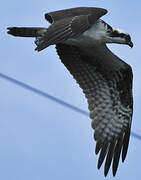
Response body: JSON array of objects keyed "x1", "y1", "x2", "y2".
[
  {"x1": 120, "y1": 33, "x2": 126, "y2": 38},
  {"x1": 125, "y1": 35, "x2": 131, "y2": 41},
  {"x1": 110, "y1": 30, "x2": 120, "y2": 37}
]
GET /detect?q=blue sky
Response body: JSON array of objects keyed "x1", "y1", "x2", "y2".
[{"x1": 1, "y1": 0, "x2": 141, "y2": 179}]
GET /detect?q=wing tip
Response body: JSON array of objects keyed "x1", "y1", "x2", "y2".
[
  {"x1": 101, "y1": 8, "x2": 108, "y2": 15},
  {"x1": 45, "y1": 13, "x2": 53, "y2": 23}
]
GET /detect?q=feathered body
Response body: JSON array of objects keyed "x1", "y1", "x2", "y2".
[{"x1": 7, "y1": 7, "x2": 133, "y2": 177}]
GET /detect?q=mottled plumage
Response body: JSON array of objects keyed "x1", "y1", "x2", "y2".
[
  {"x1": 56, "y1": 43, "x2": 133, "y2": 176},
  {"x1": 7, "y1": 7, "x2": 133, "y2": 177}
]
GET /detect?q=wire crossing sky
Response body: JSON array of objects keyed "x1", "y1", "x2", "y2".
[{"x1": 1, "y1": 72, "x2": 141, "y2": 141}]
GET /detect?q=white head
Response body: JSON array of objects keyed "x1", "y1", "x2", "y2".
[{"x1": 105, "y1": 25, "x2": 133, "y2": 48}]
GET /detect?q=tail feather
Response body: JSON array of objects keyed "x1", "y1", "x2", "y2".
[
  {"x1": 7, "y1": 27, "x2": 47, "y2": 37},
  {"x1": 7, "y1": 27, "x2": 48, "y2": 51}
]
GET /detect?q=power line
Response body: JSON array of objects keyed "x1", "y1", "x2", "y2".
[
  {"x1": 0, "y1": 72, "x2": 141, "y2": 141},
  {"x1": 0, "y1": 73, "x2": 87, "y2": 116}
]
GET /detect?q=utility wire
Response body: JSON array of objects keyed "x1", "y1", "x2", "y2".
[{"x1": 0, "y1": 72, "x2": 141, "y2": 141}]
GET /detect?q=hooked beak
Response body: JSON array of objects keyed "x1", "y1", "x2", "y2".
[{"x1": 128, "y1": 41, "x2": 133, "y2": 48}]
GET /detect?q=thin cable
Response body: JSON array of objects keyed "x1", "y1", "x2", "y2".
[{"x1": 0, "y1": 72, "x2": 141, "y2": 141}]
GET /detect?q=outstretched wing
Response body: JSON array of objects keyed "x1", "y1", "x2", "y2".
[
  {"x1": 45, "y1": 7, "x2": 107, "y2": 24},
  {"x1": 56, "y1": 43, "x2": 133, "y2": 176},
  {"x1": 36, "y1": 7, "x2": 107, "y2": 51}
]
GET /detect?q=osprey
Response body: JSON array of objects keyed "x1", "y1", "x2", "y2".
[{"x1": 7, "y1": 7, "x2": 133, "y2": 177}]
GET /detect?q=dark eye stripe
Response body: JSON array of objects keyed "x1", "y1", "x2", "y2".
[
  {"x1": 110, "y1": 32, "x2": 120, "y2": 37},
  {"x1": 110, "y1": 31, "x2": 131, "y2": 41},
  {"x1": 119, "y1": 33, "x2": 126, "y2": 37}
]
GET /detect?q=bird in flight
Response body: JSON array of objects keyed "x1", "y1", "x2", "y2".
[{"x1": 7, "y1": 7, "x2": 133, "y2": 177}]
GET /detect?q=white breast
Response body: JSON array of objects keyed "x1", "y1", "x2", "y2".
[{"x1": 83, "y1": 20, "x2": 107, "y2": 42}]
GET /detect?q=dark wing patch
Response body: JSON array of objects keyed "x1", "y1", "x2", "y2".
[
  {"x1": 56, "y1": 43, "x2": 133, "y2": 176},
  {"x1": 45, "y1": 7, "x2": 107, "y2": 24},
  {"x1": 35, "y1": 15, "x2": 93, "y2": 51},
  {"x1": 36, "y1": 7, "x2": 107, "y2": 51}
]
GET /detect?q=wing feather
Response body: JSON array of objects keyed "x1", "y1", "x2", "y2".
[
  {"x1": 35, "y1": 15, "x2": 92, "y2": 51},
  {"x1": 36, "y1": 7, "x2": 107, "y2": 51},
  {"x1": 112, "y1": 136, "x2": 123, "y2": 176},
  {"x1": 122, "y1": 126, "x2": 131, "y2": 162},
  {"x1": 45, "y1": 7, "x2": 107, "y2": 23},
  {"x1": 104, "y1": 141, "x2": 115, "y2": 176},
  {"x1": 98, "y1": 143, "x2": 109, "y2": 169},
  {"x1": 56, "y1": 43, "x2": 133, "y2": 176}
]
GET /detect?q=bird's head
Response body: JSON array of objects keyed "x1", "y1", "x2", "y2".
[{"x1": 106, "y1": 27, "x2": 133, "y2": 48}]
